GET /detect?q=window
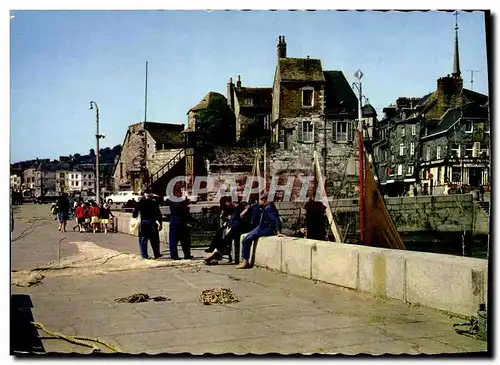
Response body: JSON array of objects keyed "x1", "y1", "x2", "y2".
[
  {"x1": 410, "y1": 142, "x2": 415, "y2": 155},
  {"x1": 297, "y1": 120, "x2": 314, "y2": 142},
  {"x1": 256, "y1": 114, "x2": 269, "y2": 130},
  {"x1": 333, "y1": 121, "x2": 354, "y2": 142},
  {"x1": 84, "y1": 182, "x2": 87, "y2": 186},
  {"x1": 465, "y1": 144, "x2": 473, "y2": 158},
  {"x1": 436, "y1": 146, "x2": 441, "y2": 160},
  {"x1": 426, "y1": 146, "x2": 431, "y2": 161},
  {"x1": 391, "y1": 155, "x2": 395, "y2": 162},
  {"x1": 120, "y1": 163, "x2": 123, "y2": 179},
  {"x1": 60, "y1": 173, "x2": 65, "y2": 178},
  {"x1": 465, "y1": 120, "x2": 473, "y2": 133},
  {"x1": 284, "y1": 130, "x2": 293, "y2": 150},
  {"x1": 451, "y1": 144, "x2": 460, "y2": 158},
  {"x1": 411, "y1": 125, "x2": 417, "y2": 136},
  {"x1": 401, "y1": 126, "x2": 405, "y2": 137},
  {"x1": 397, "y1": 164, "x2": 403, "y2": 176},
  {"x1": 71, "y1": 174, "x2": 74, "y2": 179},
  {"x1": 407, "y1": 165, "x2": 414, "y2": 175},
  {"x1": 71, "y1": 181, "x2": 74, "y2": 186},
  {"x1": 399, "y1": 143, "x2": 406, "y2": 156},
  {"x1": 437, "y1": 167, "x2": 442, "y2": 182},
  {"x1": 75, "y1": 181, "x2": 79, "y2": 186},
  {"x1": 302, "y1": 88, "x2": 314, "y2": 107},
  {"x1": 246, "y1": 98, "x2": 253, "y2": 105},
  {"x1": 472, "y1": 142, "x2": 481, "y2": 157}
]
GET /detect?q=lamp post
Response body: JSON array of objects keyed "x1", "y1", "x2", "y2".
[
  {"x1": 89, "y1": 101, "x2": 106, "y2": 205},
  {"x1": 352, "y1": 69, "x2": 365, "y2": 244}
]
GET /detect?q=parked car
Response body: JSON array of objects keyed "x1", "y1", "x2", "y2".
[
  {"x1": 35, "y1": 191, "x2": 59, "y2": 204},
  {"x1": 106, "y1": 191, "x2": 141, "y2": 205}
]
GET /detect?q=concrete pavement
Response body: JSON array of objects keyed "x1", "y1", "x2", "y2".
[{"x1": 11, "y1": 204, "x2": 488, "y2": 355}]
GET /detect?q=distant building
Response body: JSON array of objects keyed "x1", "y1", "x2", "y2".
[
  {"x1": 113, "y1": 121, "x2": 185, "y2": 194},
  {"x1": 373, "y1": 16, "x2": 490, "y2": 196},
  {"x1": 10, "y1": 174, "x2": 21, "y2": 191}
]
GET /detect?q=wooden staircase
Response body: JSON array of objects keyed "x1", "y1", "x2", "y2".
[{"x1": 150, "y1": 149, "x2": 186, "y2": 186}]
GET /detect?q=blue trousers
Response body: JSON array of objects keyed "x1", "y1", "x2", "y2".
[
  {"x1": 169, "y1": 222, "x2": 191, "y2": 259},
  {"x1": 139, "y1": 220, "x2": 161, "y2": 259},
  {"x1": 241, "y1": 226, "x2": 273, "y2": 261}
]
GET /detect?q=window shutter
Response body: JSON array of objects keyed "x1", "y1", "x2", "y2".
[
  {"x1": 473, "y1": 142, "x2": 480, "y2": 157},
  {"x1": 297, "y1": 121, "x2": 303, "y2": 142},
  {"x1": 311, "y1": 121, "x2": 315, "y2": 142},
  {"x1": 332, "y1": 121, "x2": 337, "y2": 141}
]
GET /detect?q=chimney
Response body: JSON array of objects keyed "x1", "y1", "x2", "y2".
[
  {"x1": 277, "y1": 35, "x2": 287, "y2": 59},
  {"x1": 436, "y1": 75, "x2": 463, "y2": 116},
  {"x1": 227, "y1": 77, "x2": 235, "y2": 111},
  {"x1": 236, "y1": 75, "x2": 242, "y2": 88}
]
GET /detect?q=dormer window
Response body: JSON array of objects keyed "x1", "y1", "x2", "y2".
[{"x1": 301, "y1": 87, "x2": 314, "y2": 107}]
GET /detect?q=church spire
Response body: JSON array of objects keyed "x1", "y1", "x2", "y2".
[{"x1": 452, "y1": 10, "x2": 461, "y2": 78}]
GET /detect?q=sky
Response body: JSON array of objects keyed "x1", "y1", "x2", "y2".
[{"x1": 10, "y1": 10, "x2": 490, "y2": 163}]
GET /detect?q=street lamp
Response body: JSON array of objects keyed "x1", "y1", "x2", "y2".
[
  {"x1": 89, "y1": 101, "x2": 106, "y2": 205},
  {"x1": 352, "y1": 69, "x2": 365, "y2": 244}
]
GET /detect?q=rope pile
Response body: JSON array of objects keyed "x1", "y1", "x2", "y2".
[
  {"x1": 32, "y1": 322, "x2": 122, "y2": 353},
  {"x1": 115, "y1": 293, "x2": 169, "y2": 303},
  {"x1": 199, "y1": 288, "x2": 239, "y2": 305}
]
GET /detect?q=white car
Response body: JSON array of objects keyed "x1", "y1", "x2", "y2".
[{"x1": 106, "y1": 191, "x2": 141, "y2": 204}]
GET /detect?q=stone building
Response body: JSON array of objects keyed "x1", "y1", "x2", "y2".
[
  {"x1": 372, "y1": 17, "x2": 490, "y2": 196},
  {"x1": 226, "y1": 75, "x2": 272, "y2": 144},
  {"x1": 113, "y1": 122, "x2": 185, "y2": 194},
  {"x1": 268, "y1": 35, "x2": 362, "y2": 199}
]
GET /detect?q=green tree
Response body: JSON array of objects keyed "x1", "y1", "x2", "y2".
[{"x1": 195, "y1": 94, "x2": 235, "y2": 147}]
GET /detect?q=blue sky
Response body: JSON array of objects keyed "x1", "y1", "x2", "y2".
[{"x1": 10, "y1": 10, "x2": 490, "y2": 163}]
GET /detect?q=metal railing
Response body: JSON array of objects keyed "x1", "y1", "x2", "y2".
[{"x1": 150, "y1": 149, "x2": 186, "y2": 185}]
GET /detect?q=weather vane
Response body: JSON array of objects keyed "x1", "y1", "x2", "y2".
[{"x1": 454, "y1": 10, "x2": 460, "y2": 31}]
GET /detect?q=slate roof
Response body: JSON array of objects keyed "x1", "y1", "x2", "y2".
[
  {"x1": 278, "y1": 58, "x2": 325, "y2": 82},
  {"x1": 462, "y1": 88, "x2": 488, "y2": 105},
  {"x1": 425, "y1": 101, "x2": 488, "y2": 137},
  {"x1": 362, "y1": 104, "x2": 377, "y2": 117},
  {"x1": 323, "y1": 71, "x2": 358, "y2": 117},
  {"x1": 144, "y1": 122, "x2": 185, "y2": 147},
  {"x1": 234, "y1": 87, "x2": 272, "y2": 107},
  {"x1": 189, "y1": 92, "x2": 227, "y2": 113}
]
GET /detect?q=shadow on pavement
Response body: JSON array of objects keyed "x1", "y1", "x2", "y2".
[{"x1": 11, "y1": 294, "x2": 45, "y2": 355}]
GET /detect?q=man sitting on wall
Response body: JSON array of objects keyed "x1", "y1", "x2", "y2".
[{"x1": 237, "y1": 194, "x2": 282, "y2": 269}]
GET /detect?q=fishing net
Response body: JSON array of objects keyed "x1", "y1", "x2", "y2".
[{"x1": 11, "y1": 242, "x2": 202, "y2": 287}]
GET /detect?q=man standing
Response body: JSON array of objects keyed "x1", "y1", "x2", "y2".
[
  {"x1": 237, "y1": 194, "x2": 282, "y2": 269},
  {"x1": 132, "y1": 189, "x2": 163, "y2": 260},
  {"x1": 165, "y1": 189, "x2": 193, "y2": 260},
  {"x1": 56, "y1": 192, "x2": 70, "y2": 233},
  {"x1": 304, "y1": 197, "x2": 326, "y2": 241}
]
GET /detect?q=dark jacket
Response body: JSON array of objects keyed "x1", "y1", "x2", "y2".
[
  {"x1": 259, "y1": 203, "x2": 282, "y2": 233},
  {"x1": 132, "y1": 198, "x2": 162, "y2": 222},
  {"x1": 165, "y1": 197, "x2": 190, "y2": 225}
]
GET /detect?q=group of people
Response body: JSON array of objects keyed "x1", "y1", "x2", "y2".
[
  {"x1": 204, "y1": 193, "x2": 282, "y2": 269},
  {"x1": 132, "y1": 188, "x2": 194, "y2": 261},
  {"x1": 131, "y1": 188, "x2": 283, "y2": 269},
  {"x1": 51, "y1": 193, "x2": 114, "y2": 233}
]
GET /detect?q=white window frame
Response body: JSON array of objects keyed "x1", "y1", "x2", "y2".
[
  {"x1": 407, "y1": 165, "x2": 414, "y2": 176},
  {"x1": 451, "y1": 144, "x2": 461, "y2": 158},
  {"x1": 436, "y1": 146, "x2": 441, "y2": 160},
  {"x1": 401, "y1": 126, "x2": 405, "y2": 137},
  {"x1": 399, "y1": 143, "x2": 406, "y2": 156},
  {"x1": 410, "y1": 142, "x2": 415, "y2": 155},
  {"x1": 411, "y1": 124, "x2": 417, "y2": 136},
  {"x1": 465, "y1": 145, "x2": 473, "y2": 158},
  {"x1": 397, "y1": 164, "x2": 403, "y2": 176},
  {"x1": 334, "y1": 121, "x2": 354, "y2": 142},
  {"x1": 426, "y1": 146, "x2": 431, "y2": 161},
  {"x1": 301, "y1": 87, "x2": 314, "y2": 108},
  {"x1": 297, "y1": 120, "x2": 314, "y2": 143}
]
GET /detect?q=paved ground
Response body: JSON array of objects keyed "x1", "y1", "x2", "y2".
[{"x1": 11, "y1": 204, "x2": 488, "y2": 355}]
